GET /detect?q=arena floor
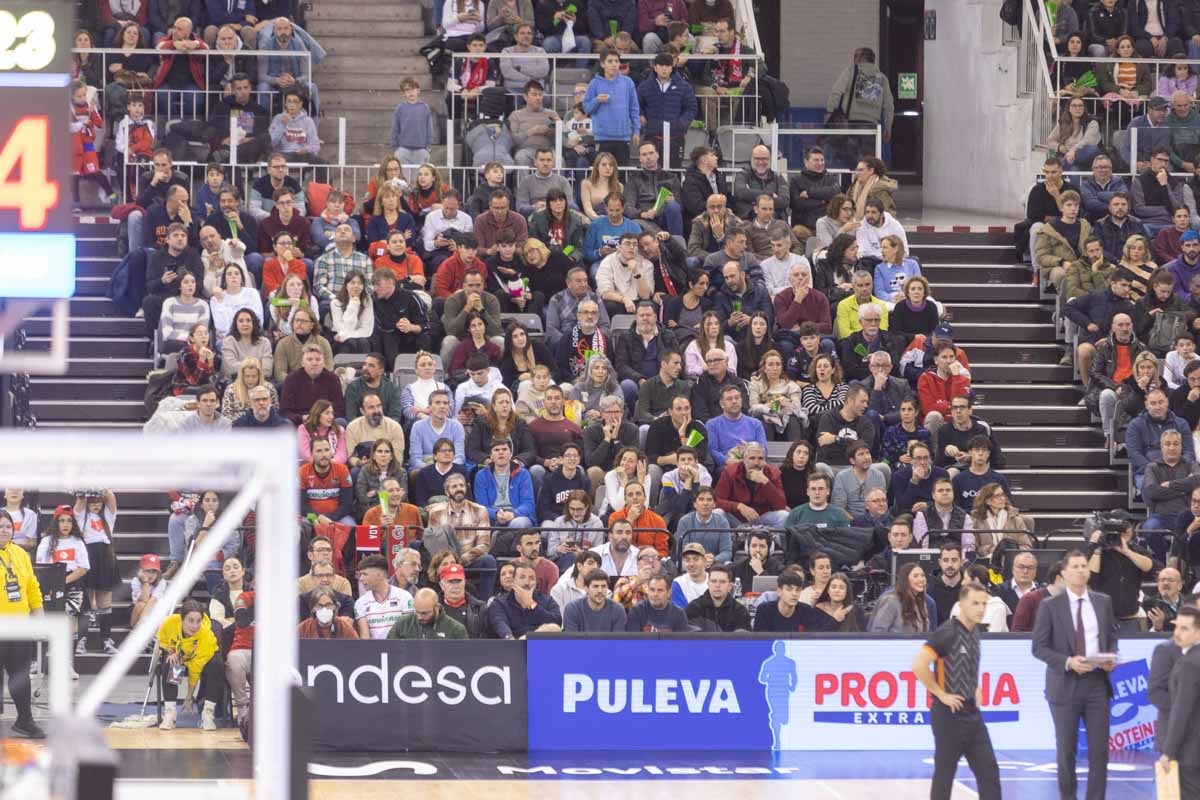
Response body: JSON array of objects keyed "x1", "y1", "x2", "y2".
[{"x1": 99, "y1": 729, "x2": 1159, "y2": 800}]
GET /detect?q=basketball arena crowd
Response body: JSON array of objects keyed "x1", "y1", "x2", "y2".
[{"x1": 0, "y1": 0, "x2": 1196, "y2": 750}]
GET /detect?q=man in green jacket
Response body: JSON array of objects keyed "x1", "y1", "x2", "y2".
[{"x1": 387, "y1": 588, "x2": 467, "y2": 640}]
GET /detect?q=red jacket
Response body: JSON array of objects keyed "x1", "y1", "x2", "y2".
[
  {"x1": 153, "y1": 37, "x2": 209, "y2": 89},
  {"x1": 917, "y1": 370, "x2": 971, "y2": 418},
  {"x1": 434, "y1": 253, "x2": 489, "y2": 299},
  {"x1": 714, "y1": 461, "x2": 787, "y2": 519}
]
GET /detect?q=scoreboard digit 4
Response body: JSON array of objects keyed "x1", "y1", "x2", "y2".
[{"x1": 0, "y1": 0, "x2": 74, "y2": 299}]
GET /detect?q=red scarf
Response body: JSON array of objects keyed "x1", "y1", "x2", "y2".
[
  {"x1": 717, "y1": 41, "x2": 744, "y2": 87},
  {"x1": 461, "y1": 58, "x2": 491, "y2": 91}
]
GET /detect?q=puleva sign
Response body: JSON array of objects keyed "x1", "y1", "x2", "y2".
[{"x1": 526, "y1": 637, "x2": 1165, "y2": 751}]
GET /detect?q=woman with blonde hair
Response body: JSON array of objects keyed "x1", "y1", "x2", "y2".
[
  {"x1": 580, "y1": 151, "x2": 623, "y2": 220},
  {"x1": 367, "y1": 182, "x2": 417, "y2": 244},
  {"x1": 1119, "y1": 234, "x2": 1156, "y2": 301},
  {"x1": 748, "y1": 349, "x2": 805, "y2": 440},
  {"x1": 969, "y1": 483, "x2": 1034, "y2": 561},
  {"x1": 221, "y1": 357, "x2": 278, "y2": 420}
]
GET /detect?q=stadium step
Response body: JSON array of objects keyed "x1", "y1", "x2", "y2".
[
  {"x1": 31, "y1": 378, "x2": 148, "y2": 402},
  {"x1": 964, "y1": 342, "x2": 1065, "y2": 364},
  {"x1": 31, "y1": 399, "x2": 147, "y2": 422},
  {"x1": 971, "y1": 383, "x2": 1082, "y2": 406},
  {"x1": 1003, "y1": 468, "x2": 1124, "y2": 493},
  {"x1": 1003, "y1": 447, "x2": 1111, "y2": 468},
  {"x1": 942, "y1": 302, "x2": 1052, "y2": 325},
  {"x1": 993, "y1": 425, "x2": 1105, "y2": 448},
  {"x1": 977, "y1": 403, "x2": 1089, "y2": 425},
  {"x1": 936, "y1": 284, "x2": 1038, "y2": 302},
  {"x1": 307, "y1": 1, "x2": 423, "y2": 22},
  {"x1": 26, "y1": 337, "x2": 147, "y2": 358},
  {"x1": 923, "y1": 264, "x2": 1032, "y2": 284},
  {"x1": 22, "y1": 317, "x2": 145, "y2": 338},
  {"x1": 969, "y1": 363, "x2": 1074, "y2": 382},
  {"x1": 909, "y1": 244, "x2": 1015, "y2": 265},
  {"x1": 319, "y1": 36, "x2": 427, "y2": 56}
]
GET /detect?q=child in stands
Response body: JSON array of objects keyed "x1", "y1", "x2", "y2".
[
  {"x1": 69, "y1": 81, "x2": 117, "y2": 207},
  {"x1": 113, "y1": 93, "x2": 156, "y2": 170}
]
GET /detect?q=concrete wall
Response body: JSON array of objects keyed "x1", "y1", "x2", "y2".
[
  {"x1": 779, "y1": 1, "x2": 880, "y2": 108},
  {"x1": 922, "y1": 0, "x2": 1036, "y2": 217}
]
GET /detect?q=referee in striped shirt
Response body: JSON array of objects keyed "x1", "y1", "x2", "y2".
[{"x1": 913, "y1": 581, "x2": 1002, "y2": 799}]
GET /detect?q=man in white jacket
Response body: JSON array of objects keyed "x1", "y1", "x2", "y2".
[{"x1": 855, "y1": 197, "x2": 908, "y2": 261}]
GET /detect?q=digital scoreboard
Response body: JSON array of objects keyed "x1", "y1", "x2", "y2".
[{"x1": 0, "y1": 0, "x2": 74, "y2": 298}]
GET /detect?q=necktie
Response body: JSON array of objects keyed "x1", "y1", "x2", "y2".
[{"x1": 1074, "y1": 597, "x2": 1087, "y2": 657}]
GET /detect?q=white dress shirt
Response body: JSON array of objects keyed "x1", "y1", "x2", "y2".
[{"x1": 1063, "y1": 587, "x2": 1100, "y2": 661}]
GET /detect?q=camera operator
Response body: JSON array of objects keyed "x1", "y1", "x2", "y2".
[
  {"x1": 1087, "y1": 513, "x2": 1157, "y2": 632},
  {"x1": 1146, "y1": 566, "x2": 1185, "y2": 632}
]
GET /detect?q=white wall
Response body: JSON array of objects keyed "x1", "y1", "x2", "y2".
[
  {"x1": 779, "y1": 1, "x2": 879, "y2": 108},
  {"x1": 923, "y1": 0, "x2": 1037, "y2": 217}
]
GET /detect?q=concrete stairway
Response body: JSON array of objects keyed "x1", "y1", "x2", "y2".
[
  {"x1": 306, "y1": 0, "x2": 441, "y2": 167},
  {"x1": 910, "y1": 230, "x2": 1122, "y2": 542}
]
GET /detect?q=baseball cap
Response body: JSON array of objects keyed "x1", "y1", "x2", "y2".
[
  {"x1": 681, "y1": 543, "x2": 706, "y2": 557},
  {"x1": 140, "y1": 553, "x2": 162, "y2": 571},
  {"x1": 440, "y1": 563, "x2": 466, "y2": 581},
  {"x1": 932, "y1": 323, "x2": 955, "y2": 341},
  {"x1": 1147, "y1": 96, "x2": 1169, "y2": 110},
  {"x1": 52, "y1": 504, "x2": 73, "y2": 520}
]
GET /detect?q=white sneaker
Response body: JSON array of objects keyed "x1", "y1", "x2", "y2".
[
  {"x1": 102, "y1": 638, "x2": 118, "y2": 655},
  {"x1": 70, "y1": 667, "x2": 78, "y2": 681},
  {"x1": 75, "y1": 638, "x2": 87, "y2": 656},
  {"x1": 199, "y1": 701, "x2": 217, "y2": 731},
  {"x1": 158, "y1": 706, "x2": 177, "y2": 731}
]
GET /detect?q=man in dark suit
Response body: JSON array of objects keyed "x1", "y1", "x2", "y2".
[
  {"x1": 1149, "y1": 635, "x2": 1182, "y2": 753},
  {"x1": 1032, "y1": 549, "x2": 1118, "y2": 800},
  {"x1": 994, "y1": 549, "x2": 1042, "y2": 619},
  {"x1": 1159, "y1": 605, "x2": 1200, "y2": 796}
]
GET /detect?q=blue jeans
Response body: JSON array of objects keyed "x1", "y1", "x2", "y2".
[
  {"x1": 167, "y1": 514, "x2": 189, "y2": 562},
  {"x1": 757, "y1": 510, "x2": 790, "y2": 529},
  {"x1": 244, "y1": 252, "x2": 265, "y2": 287},
  {"x1": 1065, "y1": 144, "x2": 1101, "y2": 171},
  {"x1": 128, "y1": 210, "x2": 146, "y2": 253},
  {"x1": 619, "y1": 379, "x2": 639, "y2": 410},
  {"x1": 529, "y1": 464, "x2": 547, "y2": 499},
  {"x1": 658, "y1": 201, "x2": 684, "y2": 238},
  {"x1": 543, "y1": 34, "x2": 592, "y2": 55},
  {"x1": 465, "y1": 553, "x2": 498, "y2": 599}
]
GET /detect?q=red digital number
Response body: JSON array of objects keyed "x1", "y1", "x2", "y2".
[{"x1": 0, "y1": 116, "x2": 58, "y2": 230}]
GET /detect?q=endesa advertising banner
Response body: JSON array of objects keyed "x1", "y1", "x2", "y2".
[
  {"x1": 526, "y1": 636, "x2": 1164, "y2": 752},
  {"x1": 300, "y1": 639, "x2": 528, "y2": 752}
]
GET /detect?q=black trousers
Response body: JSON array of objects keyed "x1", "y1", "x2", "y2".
[
  {"x1": 160, "y1": 652, "x2": 225, "y2": 706},
  {"x1": 597, "y1": 140, "x2": 631, "y2": 166},
  {"x1": 930, "y1": 700, "x2": 1001, "y2": 800},
  {"x1": 1049, "y1": 673, "x2": 1110, "y2": 800},
  {"x1": 0, "y1": 640, "x2": 33, "y2": 722},
  {"x1": 1182, "y1": 763, "x2": 1200, "y2": 799}
]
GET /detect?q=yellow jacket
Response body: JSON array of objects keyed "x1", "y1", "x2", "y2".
[
  {"x1": 835, "y1": 292, "x2": 890, "y2": 339},
  {"x1": 0, "y1": 542, "x2": 42, "y2": 615},
  {"x1": 157, "y1": 613, "x2": 219, "y2": 687}
]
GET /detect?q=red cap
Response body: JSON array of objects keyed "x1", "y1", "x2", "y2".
[
  {"x1": 52, "y1": 504, "x2": 74, "y2": 520},
  {"x1": 139, "y1": 553, "x2": 162, "y2": 571},
  {"x1": 439, "y1": 563, "x2": 466, "y2": 581}
]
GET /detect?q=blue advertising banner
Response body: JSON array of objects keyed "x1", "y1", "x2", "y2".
[{"x1": 526, "y1": 636, "x2": 1166, "y2": 752}]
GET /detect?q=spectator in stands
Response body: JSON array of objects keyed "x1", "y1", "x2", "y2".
[
  {"x1": 707, "y1": 440, "x2": 785, "y2": 528},
  {"x1": 279, "y1": 343, "x2": 344, "y2": 424},
  {"x1": 835, "y1": 271, "x2": 889, "y2": 340},
  {"x1": 1085, "y1": 311, "x2": 1146, "y2": 434},
  {"x1": 1016, "y1": 156, "x2": 1075, "y2": 262},
  {"x1": 499, "y1": 25, "x2": 549, "y2": 90},
  {"x1": 699, "y1": 370, "x2": 760, "y2": 460},
  {"x1": 475, "y1": 195, "x2": 529, "y2": 262},
  {"x1": 934, "y1": 395, "x2": 1004, "y2": 472},
  {"x1": 442, "y1": 263, "x2": 502, "y2": 360},
  {"x1": 1062, "y1": 238, "x2": 1116, "y2": 304},
  {"x1": 1034, "y1": 189, "x2": 1091, "y2": 290},
  {"x1": 154, "y1": 600, "x2": 221, "y2": 732},
  {"x1": 917, "y1": 344, "x2": 972, "y2": 432},
  {"x1": 890, "y1": 440, "x2": 948, "y2": 515},
  {"x1": 354, "y1": 555, "x2": 414, "y2": 640},
  {"x1": 329, "y1": 270, "x2": 376, "y2": 354},
  {"x1": 420, "y1": 196, "x2": 472, "y2": 278},
  {"x1": 953, "y1": 439, "x2": 1013, "y2": 520},
  {"x1": 1134, "y1": 147, "x2": 1187, "y2": 234},
  {"x1": 1130, "y1": 0, "x2": 1185, "y2": 57},
  {"x1": 798, "y1": 348, "x2": 846, "y2": 415},
  {"x1": 202, "y1": 74, "x2": 270, "y2": 165},
  {"x1": 830, "y1": 441, "x2": 889, "y2": 517},
  {"x1": 1069, "y1": 268, "x2": 1137, "y2": 377},
  {"x1": 623, "y1": 570, "x2": 686, "y2": 630},
  {"x1": 205, "y1": 188, "x2": 262, "y2": 281},
  {"x1": 1135, "y1": 269, "x2": 1197, "y2": 356},
  {"x1": 1129, "y1": 387, "x2": 1195, "y2": 490},
  {"x1": 773, "y1": 262, "x2": 832, "y2": 340},
  {"x1": 1171, "y1": 358, "x2": 1200, "y2": 429},
  {"x1": 231, "y1": 383, "x2": 288, "y2": 428},
  {"x1": 1114, "y1": 233, "x2": 1156, "y2": 300},
  {"x1": 560, "y1": 314, "x2": 614, "y2": 396},
  {"x1": 370, "y1": 266, "x2": 432, "y2": 365},
  {"x1": 783, "y1": 473, "x2": 849, "y2": 535},
  {"x1": 1081, "y1": 155, "x2": 1128, "y2": 223},
  {"x1": 1141, "y1": 428, "x2": 1200, "y2": 550},
  {"x1": 1165, "y1": 334, "x2": 1200, "y2": 393},
  {"x1": 346, "y1": 392, "x2": 405, "y2": 473},
  {"x1": 441, "y1": 0, "x2": 485, "y2": 50},
  {"x1": 1167, "y1": 231, "x2": 1200, "y2": 300},
  {"x1": 489, "y1": 559, "x2": 561, "y2": 638},
  {"x1": 882, "y1": 395, "x2": 930, "y2": 468},
  {"x1": 268, "y1": 305, "x2": 327, "y2": 380},
  {"x1": 502, "y1": 81, "x2": 556, "y2": 167},
  {"x1": 727, "y1": 529, "x2": 782, "y2": 589},
  {"x1": 635, "y1": 57, "x2": 696, "y2": 173},
  {"x1": 747, "y1": 349, "x2": 805, "y2": 439},
  {"x1": 152, "y1": 16, "x2": 208, "y2": 102},
  {"x1": 142, "y1": 223, "x2": 203, "y2": 335},
  {"x1": 670, "y1": 542, "x2": 709, "y2": 606},
  {"x1": 783, "y1": 148, "x2": 838, "y2": 240},
  {"x1": 694, "y1": 16, "x2": 755, "y2": 126},
  {"x1": 1047, "y1": 97, "x2": 1102, "y2": 172},
  {"x1": 143, "y1": 184, "x2": 198, "y2": 254},
  {"x1": 815, "y1": 386, "x2": 875, "y2": 468},
  {"x1": 472, "y1": 438, "x2": 536, "y2": 529},
  {"x1": 685, "y1": 194, "x2": 736, "y2": 263},
  {"x1": 159, "y1": 270, "x2": 210, "y2": 354},
  {"x1": 773, "y1": 440, "x2": 812, "y2": 509},
  {"x1": 248, "y1": 154, "x2": 305, "y2": 224},
  {"x1": 682, "y1": 563, "x2": 746, "y2": 631},
  {"x1": 1155, "y1": 206, "x2": 1195, "y2": 266},
  {"x1": 544, "y1": 264, "x2": 607, "y2": 347},
  {"x1": 855, "y1": 197, "x2": 906, "y2": 264},
  {"x1": 852, "y1": 484, "x2": 894, "y2": 534},
  {"x1": 702, "y1": 226, "x2": 761, "y2": 288},
  {"x1": 387, "y1": 586, "x2": 467, "y2": 639},
  {"x1": 298, "y1": 438, "x2": 355, "y2": 529},
  {"x1": 889, "y1": 275, "x2": 938, "y2": 343},
  {"x1": 913, "y1": 485, "x2": 972, "y2": 556},
  {"x1": 584, "y1": 47, "x2": 641, "y2": 165},
  {"x1": 408, "y1": 433, "x2": 465, "y2": 505},
  {"x1": 435, "y1": 562, "x2": 486, "y2": 638},
  {"x1": 729, "y1": 145, "x2": 787, "y2": 221},
  {"x1": 838, "y1": 303, "x2": 901, "y2": 385},
  {"x1": 269, "y1": 89, "x2": 322, "y2": 166},
  {"x1": 561, "y1": 568, "x2": 625, "y2": 632},
  {"x1": 594, "y1": 231, "x2": 653, "y2": 318},
  {"x1": 257, "y1": 188, "x2": 316, "y2": 271},
  {"x1": 386, "y1": 78, "x2": 433, "y2": 168},
  {"x1": 222, "y1": 354, "x2": 276, "y2": 418},
  {"x1": 511, "y1": 148, "x2": 572, "y2": 216},
  {"x1": 535, "y1": 0, "x2": 590, "y2": 56},
  {"x1": 712, "y1": 258, "x2": 772, "y2": 339},
  {"x1": 258, "y1": 18, "x2": 319, "y2": 114},
  {"x1": 681, "y1": 146, "x2": 729, "y2": 230}
]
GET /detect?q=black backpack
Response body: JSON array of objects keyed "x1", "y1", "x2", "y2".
[{"x1": 1000, "y1": 0, "x2": 1022, "y2": 28}]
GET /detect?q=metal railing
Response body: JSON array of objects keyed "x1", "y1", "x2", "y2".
[
  {"x1": 1017, "y1": 0, "x2": 1057, "y2": 153},
  {"x1": 72, "y1": 46, "x2": 313, "y2": 120}
]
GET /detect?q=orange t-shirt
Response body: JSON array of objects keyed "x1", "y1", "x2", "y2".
[
  {"x1": 608, "y1": 508, "x2": 669, "y2": 557},
  {"x1": 1112, "y1": 343, "x2": 1134, "y2": 384}
]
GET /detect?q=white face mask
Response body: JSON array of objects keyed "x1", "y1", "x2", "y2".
[{"x1": 314, "y1": 607, "x2": 334, "y2": 625}]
